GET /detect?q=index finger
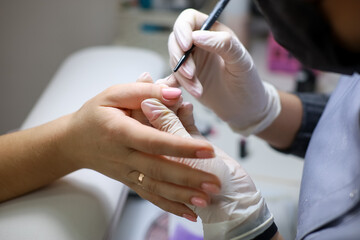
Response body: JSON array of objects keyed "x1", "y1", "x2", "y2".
[
  {"x1": 100, "y1": 82, "x2": 182, "y2": 109},
  {"x1": 173, "y1": 9, "x2": 225, "y2": 52},
  {"x1": 122, "y1": 117, "x2": 215, "y2": 159},
  {"x1": 173, "y1": 9, "x2": 209, "y2": 52}
]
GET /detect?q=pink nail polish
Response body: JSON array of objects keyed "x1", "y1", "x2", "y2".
[
  {"x1": 182, "y1": 214, "x2": 197, "y2": 222},
  {"x1": 201, "y1": 183, "x2": 221, "y2": 194},
  {"x1": 191, "y1": 197, "x2": 207, "y2": 208},
  {"x1": 162, "y1": 88, "x2": 182, "y2": 100},
  {"x1": 195, "y1": 150, "x2": 215, "y2": 159}
]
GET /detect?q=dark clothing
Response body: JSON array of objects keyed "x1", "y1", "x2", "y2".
[{"x1": 253, "y1": 0, "x2": 360, "y2": 75}]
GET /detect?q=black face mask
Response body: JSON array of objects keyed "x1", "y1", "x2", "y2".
[{"x1": 253, "y1": 0, "x2": 360, "y2": 75}]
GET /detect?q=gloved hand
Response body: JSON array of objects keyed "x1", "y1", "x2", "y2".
[
  {"x1": 160, "y1": 9, "x2": 281, "y2": 136},
  {"x1": 141, "y1": 98, "x2": 274, "y2": 240}
]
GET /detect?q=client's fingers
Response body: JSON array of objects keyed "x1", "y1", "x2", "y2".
[
  {"x1": 155, "y1": 73, "x2": 179, "y2": 88},
  {"x1": 127, "y1": 170, "x2": 209, "y2": 207},
  {"x1": 130, "y1": 184, "x2": 198, "y2": 221},
  {"x1": 132, "y1": 72, "x2": 154, "y2": 125},
  {"x1": 120, "y1": 119, "x2": 214, "y2": 159},
  {"x1": 100, "y1": 83, "x2": 181, "y2": 108},
  {"x1": 127, "y1": 151, "x2": 220, "y2": 191},
  {"x1": 136, "y1": 72, "x2": 154, "y2": 83}
]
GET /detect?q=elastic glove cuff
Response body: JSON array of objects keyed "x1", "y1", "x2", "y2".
[
  {"x1": 228, "y1": 82, "x2": 281, "y2": 137},
  {"x1": 202, "y1": 202, "x2": 273, "y2": 240}
]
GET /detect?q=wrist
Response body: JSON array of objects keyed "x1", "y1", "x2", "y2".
[
  {"x1": 228, "y1": 82, "x2": 281, "y2": 137},
  {"x1": 256, "y1": 91, "x2": 302, "y2": 149},
  {"x1": 53, "y1": 114, "x2": 83, "y2": 171}
]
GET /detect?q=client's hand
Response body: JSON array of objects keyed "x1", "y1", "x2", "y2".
[
  {"x1": 60, "y1": 81, "x2": 221, "y2": 221},
  {"x1": 141, "y1": 98, "x2": 274, "y2": 240}
]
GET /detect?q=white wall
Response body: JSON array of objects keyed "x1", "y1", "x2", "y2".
[{"x1": 0, "y1": 0, "x2": 120, "y2": 134}]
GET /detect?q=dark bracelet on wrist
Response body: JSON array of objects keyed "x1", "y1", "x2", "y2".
[{"x1": 252, "y1": 222, "x2": 278, "y2": 240}]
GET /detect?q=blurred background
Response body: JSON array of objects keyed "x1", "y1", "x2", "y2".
[
  {"x1": 0, "y1": 1, "x2": 341, "y2": 239},
  {"x1": 0, "y1": 0, "x2": 339, "y2": 135}
]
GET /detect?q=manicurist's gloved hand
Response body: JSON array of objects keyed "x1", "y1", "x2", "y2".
[
  {"x1": 141, "y1": 98, "x2": 276, "y2": 240},
  {"x1": 160, "y1": 9, "x2": 281, "y2": 136}
]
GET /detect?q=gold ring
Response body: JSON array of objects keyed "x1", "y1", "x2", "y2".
[{"x1": 138, "y1": 173, "x2": 145, "y2": 184}]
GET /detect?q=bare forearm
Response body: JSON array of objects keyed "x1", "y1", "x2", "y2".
[
  {"x1": 257, "y1": 91, "x2": 303, "y2": 149},
  {"x1": 0, "y1": 115, "x2": 78, "y2": 202},
  {"x1": 272, "y1": 231, "x2": 284, "y2": 240}
]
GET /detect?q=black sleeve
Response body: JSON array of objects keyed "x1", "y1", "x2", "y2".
[{"x1": 273, "y1": 93, "x2": 329, "y2": 158}]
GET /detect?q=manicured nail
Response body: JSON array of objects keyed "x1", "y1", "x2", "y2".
[
  {"x1": 191, "y1": 197, "x2": 207, "y2": 208},
  {"x1": 195, "y1": 150, "x2": 215, "y2": 158},
  {"x1": 162, "y1": 88, "x2": 182, "y2": 100},
  {"x1": 182, "y1": 214, "x2": 197, "y2": 222},
  {"x1": 201, "y1": 183, "x2": 221, "y2": 194}
]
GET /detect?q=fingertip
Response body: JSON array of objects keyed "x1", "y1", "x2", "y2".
[
  {"x1": 201, "y1": 182, "x2": 221, "y2": 195},
  {"x1": 182, "y1": 213, "x2": 197, "y2": 222},
  {"x1": 137, "y1": 72, "x2": 153, "y2": 83},
  {"x1": 174, "y1": 25, "x2": 193, "y2": 52}
]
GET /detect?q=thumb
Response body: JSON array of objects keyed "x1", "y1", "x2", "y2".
[{"x1": 141, "y1": 98, "x2": 192, "y2": 139}]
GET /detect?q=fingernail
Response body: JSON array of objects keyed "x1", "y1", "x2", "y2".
[
  {"x1": 162, "y1": 88, "x2": 182, "y2": 100},
  {"x1": 182, "y1": 214, "x2": 197, "y2": 222},
  {"x1": 195, "y1": 150, "x2": 214, "y2": 158},
  {"x1": 191, "y1": 197, "x2": 207, "y2": 208},
  {"x1": 201, "y1": 182, "x2": 221, "y2": 194}
]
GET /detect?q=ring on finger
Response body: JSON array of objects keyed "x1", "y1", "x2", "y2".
[{"x1": 138, "y1": 172, "x2": 145, "y2": 185}]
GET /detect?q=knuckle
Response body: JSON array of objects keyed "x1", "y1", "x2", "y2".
[
  {"x1": 148, "y1": 163, "x2": 162, "y2": 179},
  {"x1": 146, "y1": 181, "x2": 158, "y2": 194},
  {"x1": 172, "y1": 190, "x2": 187, "y2": 203},
  {"x1": 144, "y1": 137, "x2": 158, "y2": 154},
  {"x1": 181, "y1": 174, "x2": 193, "y2": 187},
  {"x1": 219, "y1": 32, "x2": 233, "y2": 52},
  {"x1": 182, "y1": 8, "x2": 197, "y2": 18}
]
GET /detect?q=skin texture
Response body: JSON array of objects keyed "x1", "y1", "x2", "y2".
[{"x1": 0, "y1": 81, "x2": 222, "y2": 221}]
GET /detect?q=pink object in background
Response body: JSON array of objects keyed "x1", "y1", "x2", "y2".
[{"x1": 267, "y1": 34, "x2": 302, "y2": 74}]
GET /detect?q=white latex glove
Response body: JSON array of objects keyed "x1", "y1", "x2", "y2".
[
  {"x1": 141, "y1": 98, "x2": 274, "y2": 240},
  {"x1": 160, "y1": 9, "x2": 281, "y2": 136}
]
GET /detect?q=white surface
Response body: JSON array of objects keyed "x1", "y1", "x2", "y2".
[{"x1": 0, "y1": 46, "x2": 166, "y2": 240}]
